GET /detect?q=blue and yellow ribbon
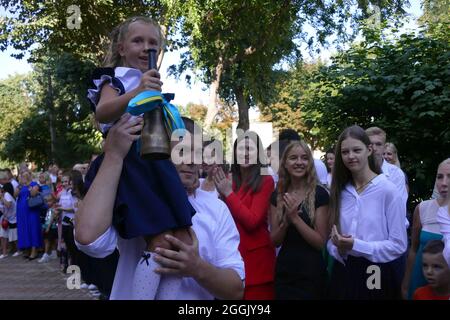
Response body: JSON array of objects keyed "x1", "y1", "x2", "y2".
[
  {"x1": 126, "y1": 91, "x2": 185, "y2": 155},
  {"x1": 126, "y1": 90, "x2": 185, "y2": 133}
]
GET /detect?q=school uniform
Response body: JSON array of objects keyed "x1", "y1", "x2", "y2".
[
  {"x1": 381, "y1": 160, "x2": 409, "y2": 288},
  {"x1": 87, "y1": 67, "x2": 195, "y2": 239},
  {"x1": 381, "y1": 160, "x2": 408, "y2": 205},
  {"x1": 59, "y1": 189, "x2": 80, "y2": 269},
  {"x1": 327, "y1": 174, "x2": 407, "y2": 299},
  {"x1": 271, "y1": 185, "x2": 330, "y2": 299}
]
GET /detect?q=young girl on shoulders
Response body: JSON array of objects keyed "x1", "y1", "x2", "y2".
[{"x1": 86, "y1": 16, "x2": 195, "y2": 299}]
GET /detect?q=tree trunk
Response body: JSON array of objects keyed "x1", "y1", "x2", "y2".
[
  {"x1": 234, "y1": 85, "x2": 249, "y2": 131},
  {"x1": 204, "y1": 59, "x2": 224, "y2": 129},
  {"x1": 46, "y1": 72, "x2": 57, "y2": 163}
]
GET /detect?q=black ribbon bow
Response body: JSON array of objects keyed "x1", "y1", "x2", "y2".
[{"x1": 140, "y1": 252, "x2": 151, "y2": 266}]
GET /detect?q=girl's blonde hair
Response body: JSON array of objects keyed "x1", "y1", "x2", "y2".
[
  {"x1": 385, "y1": 142, "x2": 401, "y2": 168},
  {"x1": 437, "y1": 158, "x2": 450, "y2": 200},
  {"x1": 276, "y1": 141, "x2": 317, "y2": 225},
  {"x1": 438, "y1": 158, "x2": 450, "y2": 170},
  {"x1": 103, "y1": 16, "x2": 164, "y2": 68}
]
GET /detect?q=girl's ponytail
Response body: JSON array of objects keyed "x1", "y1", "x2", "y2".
[{"x1": 103, "y1": 25, "x2": 122, "y2": 68}]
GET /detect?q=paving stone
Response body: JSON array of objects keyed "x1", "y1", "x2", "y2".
[{"x1": 0, "y1": 254, "x2": 95, "y2": 300}]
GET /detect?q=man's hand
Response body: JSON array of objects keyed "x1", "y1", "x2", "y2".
[
  {"x1": 153, "y1": 228, "x2": 203, "y2": 279},
  {"x1": 103, "y1": 113, "x2": 143, "y2": 160}
]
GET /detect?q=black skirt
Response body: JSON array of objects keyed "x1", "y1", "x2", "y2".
[{"x1": 328, "y1": 255, "x2": 402, "y2": 300}]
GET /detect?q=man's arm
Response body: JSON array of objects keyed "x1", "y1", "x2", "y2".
[{"x1": 74, "y1": 114, "x2": 143, "y2": 245}]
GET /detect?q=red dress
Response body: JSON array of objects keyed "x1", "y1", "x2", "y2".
[{"x1": 225, "y1": 175, "x2": 276, "y2": 300}]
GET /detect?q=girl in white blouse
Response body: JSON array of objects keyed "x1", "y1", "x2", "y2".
[{"x1": 327, "y1": 125, "x2": 407, "y2": 299}]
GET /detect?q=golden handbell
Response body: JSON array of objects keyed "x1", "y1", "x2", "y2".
[{"x1": 140, "y1": 49, "x2": 171, "y2": 160}]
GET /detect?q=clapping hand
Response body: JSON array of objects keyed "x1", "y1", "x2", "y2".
[
  {"x1": 212, "y1": 167, "x2": 232, "y2": 198},
  {"x1": 282, "y1": 193, "x2": 301, "y2": 223}
]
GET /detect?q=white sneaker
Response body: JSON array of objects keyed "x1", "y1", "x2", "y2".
[
  {"x1": 49, "y1": 251, "x2": 57, "y2": 260},
  {"x1": 38, "y1": 253, "x2": 50, "y2": 263},
  {"x1": 0, "y1": 254, "x2": 7, "y2": 259},
  {"x1": 80, "y1": 283, "x2": 89, "y2": 289},
  {"x1": 88, "y1": 284, "x2": 98, "y2": 291},
  {"x1": 12, "y1": 251, "x2": 21, "y2": 257}
]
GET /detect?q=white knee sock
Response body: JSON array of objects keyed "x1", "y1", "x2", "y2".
[
  {"x1": 132, "y1": 251, "x2": 161, "y2": 300},
  {"x1": 155, "y1": 275, "x2": 182, "y2": 300}
]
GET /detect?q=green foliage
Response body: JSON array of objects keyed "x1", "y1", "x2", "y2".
[
  {"x1": 1, "y1": 0, "x2": 410, "y2": 132},
  {"x1": 0, "y1": 53, "x2": 102, "y2": 168},
  {"x1": 259, "y1": 63, "x2": 325, "y2": 150},
  {"x1": 301, "y1": 25, "x2": 450, "y2": 204},
  {"x1": 168, "y1": 0, "x2": 408, "y2": 129},
  {"x1": 0, "y1": 74, "x2": 34, "y2": 162},
  {"x1": 1, "y1": 111, "x2": 50, "y2": 166},
  {"x1": 419, "y1": 0, "x2": 450, "y2": 31},
  {"x1": 0, "y1": 0, "x2": 165, "y2": 63},
  {"x1": 183, "y1": 102, "x2": 208, "y2": 127}
]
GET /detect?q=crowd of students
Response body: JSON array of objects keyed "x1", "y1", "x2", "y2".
[
  {"x1": 2, "y1": 14, "x2": 449, "y2": 301},
  {"x1": 1, "y1": 124, "x2": 449, "y2": 300},
  {"x1": 74, "y1": 118, "x2": 449, "y2": 300}
]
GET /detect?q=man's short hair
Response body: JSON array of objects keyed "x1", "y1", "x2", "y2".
[
  {"x1": 181, "y1": 116, "x2": 198, "y2": 135},
  {"x1": 423, "y1": 240, "x2": 445, "y2": 255},
  {"x1": 279, "y1": 128, "x2": 300, "y2": 142},
  {"x1": 365, "y1": 127, "x2": 387, "y2": 140}
]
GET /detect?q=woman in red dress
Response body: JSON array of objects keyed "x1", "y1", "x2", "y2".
[{"x1": 214, "y1": 132, "x2": 276, "y2": 299}]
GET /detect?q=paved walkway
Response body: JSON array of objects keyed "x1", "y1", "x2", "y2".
[{"x1": 0, "y1": 253, "x2": 95, "y2": 300}]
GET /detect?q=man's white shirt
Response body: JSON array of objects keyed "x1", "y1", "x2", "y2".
[{"x1": 76, "y1": 189, "x2": 245, "y2": 300}]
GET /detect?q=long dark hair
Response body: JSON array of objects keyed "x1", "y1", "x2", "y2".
[
  {"x1": 324, "y1": 146, "x2": 335, "y2": 173},
  {"x1": 329, "y1": 125, "x2": 381, "y2": 231},
  {"x1": 231, "y1": 131, "x2": 267, "y2": 193},
  {"x1": 1, "y1": 182, "x2": 14, "y2": 199},
  {"x1": 70, "y1": 170, "x2": 86, "y2": 199}
]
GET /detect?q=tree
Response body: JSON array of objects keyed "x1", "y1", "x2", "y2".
[
  {"x1": 2, "y1": 0, "x2": 409, "y2": 132},
  {"x1": 0, "y1": 0, "x2": 167, "y2": 63},
  {"x1": 168, "y1": 0, "x2": 408, "y2": 131},
  {"x1": 259, "y1": 62, "x2": 325, "y2": 150},
  {"x1": 419, "y1": 0, "x2": 450, "y2": 29},
  {"x1": 182, "y1": 102, "x2": 208, "y2": 126},
  {"x1": 0, "y1": 74, "x2": 34, "y2": 164},
  {"x1": 302, "y1": 25, "x2": 450, "y2": 204},
  {"x1": 0, "y1": 53, "x2": 102, "y2": 168}
]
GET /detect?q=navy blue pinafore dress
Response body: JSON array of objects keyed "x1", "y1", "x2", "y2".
[{"x1": 86, "y1": 67, "x2": 195, "y2": 239}]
